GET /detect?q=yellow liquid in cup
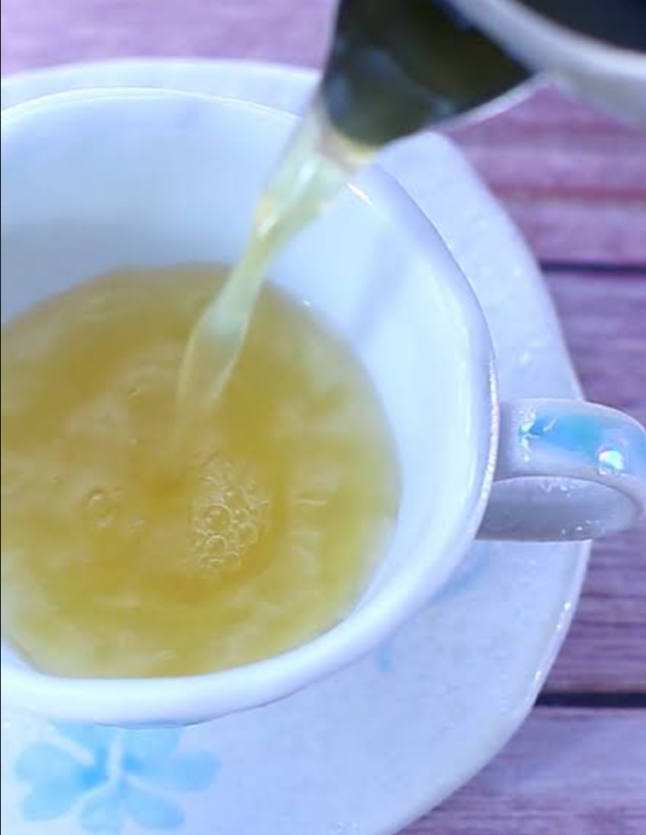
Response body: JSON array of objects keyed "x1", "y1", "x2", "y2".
[{"x1": 1, "y1": 267, "x2": 398, "y2": 677}]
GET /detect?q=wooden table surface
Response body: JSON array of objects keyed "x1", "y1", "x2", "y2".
[{"x1": 2, "y1": 2, "x2": 645, "y2": 832}]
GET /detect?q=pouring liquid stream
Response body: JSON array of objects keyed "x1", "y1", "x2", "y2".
[
  {"x1": 175, "y1": 94, "x2": 373, "y2": 444},
  {"x1": 173, "y1": 0, "x2": 535, "y2": 440}
]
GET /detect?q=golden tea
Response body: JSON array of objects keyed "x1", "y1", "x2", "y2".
[{"x1": 1, "y1": 266, "x2": 398, "y2": 677}]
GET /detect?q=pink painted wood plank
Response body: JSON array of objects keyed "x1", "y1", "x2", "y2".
[
  {"x1": 543, "y1": 270, "x2": 646, "y2": 693},
  {"x1": 485, "y1": 197, "x2": 646, "y2": 266},
  {"x1": 0, "y1": 0, "x2": 334, "y2": 74},
  {"x1": 456, "y1": 136, "x2": 645, "y2": 187},
  {"x1": 548, "y1": 527, "x2": 646, "y2": 693},
  {"x1": 403, "y1": 708, "x2": 646, "y2": 835},
  {"x1": 547, "y1": 270, "x2": 646, "y2": 421}
]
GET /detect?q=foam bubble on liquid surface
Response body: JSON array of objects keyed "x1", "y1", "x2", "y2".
[
  {"x1": 189, "y1": 454, "x2": 271, "y2": 575},
  {"x1": 83, "y1": 487, "x2": 124, "y2": 530}
]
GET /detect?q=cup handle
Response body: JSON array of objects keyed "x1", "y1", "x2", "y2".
[{"x1": 478, "y1": 399, "x2": 646, "y2": 541}]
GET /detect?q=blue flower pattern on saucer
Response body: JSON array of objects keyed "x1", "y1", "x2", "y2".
[
  {"x1": 15, "y1": 724, "x2": 219, "y2": 833},
  {"x1": 375, "y1": 546, "x2": 491, "y2": 675}
]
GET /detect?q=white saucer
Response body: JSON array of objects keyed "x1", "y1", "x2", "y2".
[{"x1": 1, "y1": 60, "x2": 590, "y2": 835}]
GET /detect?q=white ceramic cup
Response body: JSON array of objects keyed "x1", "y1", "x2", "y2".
[{"x1": 2, "y1": 89, "x2": 645, "y2": 726}]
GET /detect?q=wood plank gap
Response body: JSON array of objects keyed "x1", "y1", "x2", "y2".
[
  {"x1": 540, "y1": 260, "x2": 646, "y2": 276},
  {"x1": 538, "y1": 692, "x2": 646, "y2": 709}
]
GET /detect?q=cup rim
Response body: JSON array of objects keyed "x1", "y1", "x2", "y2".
[{"x1": 1, "y1": 88, "x2": 498, "y2": 724}]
